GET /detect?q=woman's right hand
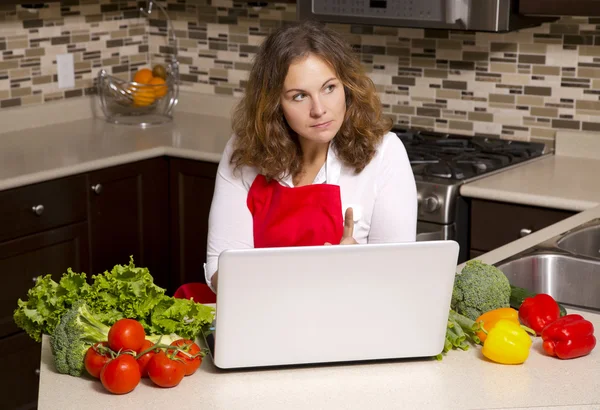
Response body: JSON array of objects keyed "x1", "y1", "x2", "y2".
[{"x1": 325, "y1": 207, "x2": 358, "y2": 246}]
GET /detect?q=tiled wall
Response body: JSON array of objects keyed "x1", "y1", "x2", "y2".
[
  {"x1": 0, "y1": 1, "x2": 148, "y2": 109},
  {"x1": 3, "y1": 0, "x2": 600, "y2": 142}
]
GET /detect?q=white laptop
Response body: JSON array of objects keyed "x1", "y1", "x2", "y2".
[{"x1": 205, "y1": 240, "x2": 459, "y2": 369}]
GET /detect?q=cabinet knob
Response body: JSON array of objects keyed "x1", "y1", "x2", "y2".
[
  {"x1": 520, "y1": 228, "x2": 533, "y2": 237},
  {"x1": 31, "y1": 204, "x2": 44, "y2": 216},
  {"x1": 91, "y1": 184, "x2": 103, "y2": 195},
  {"x1": 35, "y1": 368, "x2": 40, "y2": 376},
  {"x1": 32, "y1": 276, "x2": 39, "y2": 284}
]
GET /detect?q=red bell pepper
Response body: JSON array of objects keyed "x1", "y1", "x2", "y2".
[
  {"x1": 542, "y1": 314, "x2": 596, "y2": 359},
  {"x1": 518, "y1": 293, "x2": 560, "y2": 335}
]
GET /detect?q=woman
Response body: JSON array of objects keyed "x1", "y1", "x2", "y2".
[{"x1": 205, "y1": 20, "x2": 417, "y2": 291}]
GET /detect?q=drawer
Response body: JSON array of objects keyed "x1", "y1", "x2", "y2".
[
  {"x1": 0, "y1": 174, "x2": 88, "y2": 242},
  {"x1": 470, "y1": 199, "x2": 576, "y2": 252},
  {"x1": 0, "y1": 332, "x2": 42, "y2": 410}
]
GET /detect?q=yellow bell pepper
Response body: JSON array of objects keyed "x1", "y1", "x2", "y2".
[
  {"x1": 476, "y1": 307, "x2": 520, "y2": 342},
  {"x1": 482, "y1": 319, "x2": 532, "y2": 365}
]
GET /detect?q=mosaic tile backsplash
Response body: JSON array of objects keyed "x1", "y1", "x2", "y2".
[
  {"x1": 0, "y1": 0, "x2": 148, "y2": 109},
  {"x1": 3, "y1": 1, "x2": 600, "y2": 142}
]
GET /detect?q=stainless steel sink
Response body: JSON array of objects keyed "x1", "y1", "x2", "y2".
[
  {"x1": 556, "y1": 224, "x2": 600, "y2": 260},
  {"x1": 494, "y1": 218, "x2": 600, "y2": 311},
  {"x1": 496, "y1": 253, "x2": 600, "y2": 310}
]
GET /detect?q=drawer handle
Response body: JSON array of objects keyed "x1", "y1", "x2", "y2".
[
  {"x1": 31, "y1": 205, "x2": 44, "y2": 216},
  {"x1": 91, "y1": 184, "x2": 103, "y2": 195},
  {"x1": 520, "y1": 228, "x2": 533, "y2": 237}
]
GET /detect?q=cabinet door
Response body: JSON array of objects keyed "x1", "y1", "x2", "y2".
[
  {"x1": 520, "y1": 0, "x2": 600, "y2": 16},
  {"x1": 0, "y1": 332, "x2": 43, "y2": 410},
  {"x1": 0, "y1": 222, "x2": 89, "y2": 339},
  {"x1": 0, "y1": 222, "x2": 89, "y2": 410},
  {"x1": 169, "y1": 159, "x2": 218, "y2": 293},
  {"x1": 88, "y1": 158, "x2": 169, "y2": 290},
  {"x1": 470, "y1": 199, "x2": 575, "y2": 253}
]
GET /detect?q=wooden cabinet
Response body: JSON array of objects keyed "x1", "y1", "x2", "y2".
[
  {"x1": 169, "y1": 159, "x2": 219, "y2": 292},
  {"x1": 469, "y1": 199, "x2": 576, "y2": 257},
  {"x1": 88, "y1": 158, "x2": 170, "y2": 290},
  {"x1": 0, "y1": 156, "x2": 218, "y2": 408},
  {"x1": 0, "y1": 332, "x2": 44, "y2": 410},
  {"x1": 0, "y1": 222, "x2": 89, "y2": 338},
  {"x1": 520, "y1": 0, "x2": 600, "y2": 16},
  {"x1": 0, "y1": 175, "x2": 87, "y2": 243},
  {"x1": 0, "y1": 222, "x2": 89, "y2": 410}
]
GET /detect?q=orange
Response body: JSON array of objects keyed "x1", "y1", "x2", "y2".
[
  {"x1": 128, "y1": 85, "x2": 155, "y2": 107},
  {"x1": 149, "y1": 77, "x2": 168, "y2": 99},
  {"x1": 133, "y1": 68, "x2": 154, "y2": 85}
]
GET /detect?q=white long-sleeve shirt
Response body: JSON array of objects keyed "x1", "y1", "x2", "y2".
[{"x1": 204, "y1": 131, "x2": 418, "y2": 287}]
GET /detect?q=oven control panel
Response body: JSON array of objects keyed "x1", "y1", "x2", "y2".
[{"x1": 313, "y1": 0, "x2": 442, "y2": 21}]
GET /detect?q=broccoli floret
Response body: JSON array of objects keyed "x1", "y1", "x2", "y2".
[
  {"x1": 451, "y1": 260, "x2": 511, "y2": 321},
  {"x1": 50, "y1": 301, "x2": 110, "y2": 376}
]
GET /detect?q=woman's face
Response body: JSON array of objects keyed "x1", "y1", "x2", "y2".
[{"x1": 280, "y1": 54, "x2": 346, "y2": 147}]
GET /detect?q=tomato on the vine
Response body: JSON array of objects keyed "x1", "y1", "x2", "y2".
[
  {"x1": 107, "y1": 318, "x2": 146, "y2": 353},
  {"x1": 136, "y1": 339, "x2": 158, "y2": 378},
  {"x1": 170, "y1": 339, "x2": 203, "y2": 376},
  {"x1": 100, "y1": 354, "x2": 141, "y2": 395},
  {"x1": 84, "y1": 342, "x2": 112, "y2": 379},
  {"x1": 146, "y1": 351, "x2": 186, "y2": 388}
]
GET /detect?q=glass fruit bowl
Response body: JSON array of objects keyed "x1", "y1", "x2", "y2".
[{"x1": 97, "y1": 61, "x2": 179, "y2": 127}]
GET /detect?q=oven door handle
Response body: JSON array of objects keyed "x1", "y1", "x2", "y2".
[
  {"x1": 416, "y1": 221, "x2": 456, "y2": 242},
  {"x1": 417, "y1": 231, "x2": 446, "y2": 241}
]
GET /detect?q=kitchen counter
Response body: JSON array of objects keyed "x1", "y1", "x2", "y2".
[
  {"x1": 460, "y1": 131, "x2": 600, "y2": 212},
  {"x1": 38, "y1": 208, "x2": 600, "y2": 410},
  {"x1": 38, "y1": 307, "x2": 600, "y2": 410},
  {"x1": 0, "y1": 93, "x2": 236, "y2": 192}
]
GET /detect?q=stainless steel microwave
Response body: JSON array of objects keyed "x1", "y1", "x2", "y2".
[{"x1": 297, "y1": 0, "x2": 556, "y2": 32}]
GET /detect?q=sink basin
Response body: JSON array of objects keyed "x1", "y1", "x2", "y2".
[
  {"x1": 496, "y1": 253, "x2": 600, "y2": 311},
  {"x1": 556, "y1": 224, "x2": 600, "y2": 260}
]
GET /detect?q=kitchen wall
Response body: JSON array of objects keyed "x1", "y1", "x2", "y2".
[
  {"x1": 0, "y1": 0, "x2": 148, "y2": 109},
  {"x1": 2, "y1": 1, "x2": 600, "y2": 143}
]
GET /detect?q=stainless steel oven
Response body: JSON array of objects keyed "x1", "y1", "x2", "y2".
[{"x1": 395, "y1": 128, "x2": 547, "y2": 264}]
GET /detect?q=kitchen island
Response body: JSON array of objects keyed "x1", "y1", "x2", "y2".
[
  {"x1": 37, "y1": 208, "x2": 600, "y2": 410},
  {"x1": 37, "y1": 309, "x2": 600, "y2": 410}
]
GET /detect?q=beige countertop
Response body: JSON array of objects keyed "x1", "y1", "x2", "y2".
[
  {"x1": 460, "y1": 131, "x2": 600, "y2": 212},
  {"x1": 37, "y1": 305, "x2": 600, "y2": 410},
  {"x1": 0, "y1": 93, "x2": 236, "y2": 192}
]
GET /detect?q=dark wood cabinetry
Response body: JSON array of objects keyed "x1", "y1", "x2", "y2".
[
  {"x1": 1, "y1": 156, "x2": 219, "y2": 408},
  {"x1": 0, "y1": 222, "x2": 89, "y2": 410},
  {"x1": 0, "y1": 332, "x2": 44, "y2": 410},
  {"x1": 520, "y1": 0, "x2": 600, "y2": 16},
  {"x1": 169, "y1": 159, "x2": 218, "y2": 292},
  {"x1": 88, "y1": 158, "x2": 170, "y2": 290},
  {"x1": 469, "y1": 199, "x2": 576, "y2": 258},
  {"x1": 0, "y1": 175, "x2": 87, "y2": 243}
]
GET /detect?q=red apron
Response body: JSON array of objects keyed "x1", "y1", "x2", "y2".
[
  {"x1": 247, "y1": 174, "x2": 344, "y2": 247},
  {"x1": 174, "y1": 174, "x2": 343, "y2": 303}
]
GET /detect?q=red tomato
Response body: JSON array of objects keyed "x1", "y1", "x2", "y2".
[
  {"x1": 136, "y1": 340, "x2": 158, "y2": 378},
  {"x1": 146, "y1": 351, "x2": 186, "y2": 388},
  {"x1": 100, "y1": 354, "x2": 141, "y2": 395},
  {"x1": 170, "y1": 339, "x2": 203, "y2": 376},
  {"x1": 108, "y1": 319, "x2": 146, "y2": 353},
  {"x1": 84, "y1": 342, "x2": 112, "y2": 379}
]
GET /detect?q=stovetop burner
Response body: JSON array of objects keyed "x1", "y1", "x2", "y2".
[{"x1": 394, "y1": 128, "x2": 546, "y2": 182}]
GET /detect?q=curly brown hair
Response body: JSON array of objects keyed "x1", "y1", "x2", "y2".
[{"x1": 231, "y1": 20, "x2": 392, "y2": 180}]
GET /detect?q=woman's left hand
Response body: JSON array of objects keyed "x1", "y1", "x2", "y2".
[{"x1": 325, "y1": 207, "x2": 358, "y2": 245}]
